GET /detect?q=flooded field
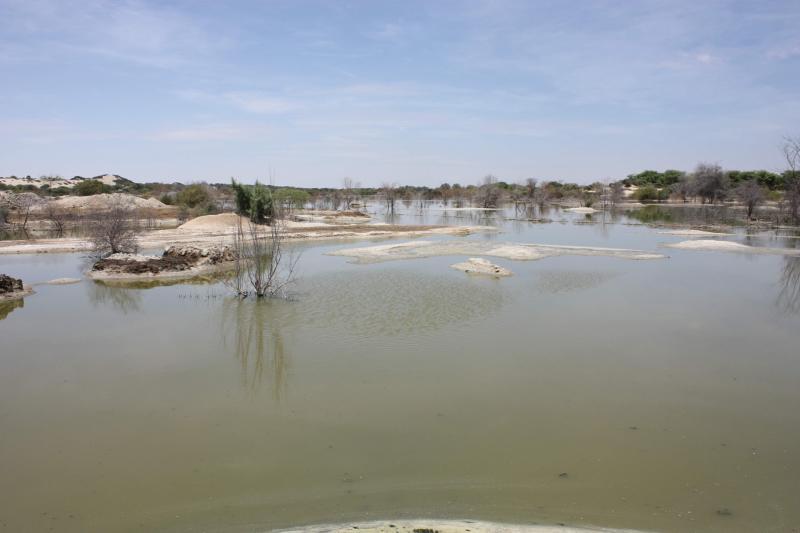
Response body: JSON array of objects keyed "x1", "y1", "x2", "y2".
[{"x1": 1, "y1": 207, "x2": 799, "y2": 532}]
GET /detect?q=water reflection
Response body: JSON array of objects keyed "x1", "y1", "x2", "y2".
[
  {"x1": 88, "y1": 281, "x2": 142, "y2": 314},
  {"x1": 777, "y1": 257, "x2": 800, "y2": 315},
  {"x1": 221, "y1": 298, "x2": 287, "y2": 400},
  {"x1": 0, "y1": 297, "x2": 24, "y2": 321}
]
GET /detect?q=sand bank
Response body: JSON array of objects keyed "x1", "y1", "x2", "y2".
[
  {"x1": 276, "y1": 519, "x2": 645, "y2": 533},
  {"x1": 0, "y1": 214, "x2": 495, "y2": 255},
  {"x1": 565, "y1": 207, "x2": 599, "y2": 214},
  {"x1": 328, "y1": 240, "x2": 667, "y2": 264},
  {"x1": 450, "y1": 257, "x2": 513, "y2": 277},
  {"x1": 657, "y1": 229, "x2": 733, "y2": 236},
  {"x1": 665, "y1": 239, "x2": 800, "y2": 255}
]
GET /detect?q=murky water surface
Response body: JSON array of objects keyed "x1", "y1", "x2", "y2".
[{"x1": 1, "y1": 206, "x2": 799, "y2": 532}]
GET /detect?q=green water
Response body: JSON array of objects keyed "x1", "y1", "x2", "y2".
[{"x1": 1, "y1": 210, "x2": 799, "y2": 532}]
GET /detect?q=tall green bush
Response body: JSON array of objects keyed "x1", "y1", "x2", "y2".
[{"x1": 231, "y1": 179, "x2": 274, "y2": 224}]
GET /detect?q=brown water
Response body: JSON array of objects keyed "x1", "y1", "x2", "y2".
[{"x1": 1, "y1": 208, "x2": 799, "y2": 532}]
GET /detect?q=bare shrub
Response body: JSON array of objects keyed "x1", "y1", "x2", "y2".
[
  {"x1": 735, "y1": 179, "x2": 765, "y2": 220},
  {"x1": 87, "y1": 198, "x2": 140, "y2": 259},
  {"x1": 226, "y1": 208, "x2": 299, "y2": 298},
  {"x1": 783, "y1": 136, "x2": 800, "y2": 225},
  {"x1": 380, "y1": 182, "x2": 398, "y2": 213},
  {"x1": 2, "y1": 192, "x2": 40, "y2": 231},
  {"x1": 44, "y1": 202, "x2": 67, "y2": 236}
]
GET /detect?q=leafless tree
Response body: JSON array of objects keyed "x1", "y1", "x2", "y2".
[
  {"x1": 226, "y1": 208, "x2": 299, "y2": 298},
  {"x1": 381, "y1": 182, "x2": 398, "y2": 213},
  {"x1": 43, "y1": 202, "x2": 68, "y2": 236},
  {"x1": 87, "y1": 197, "x2": 139, "y2": 259},
  {"x1": 671, "y1": 173, "x2": 694, "y2": 203},
  {"x1": 341, "y1": 177, "x2": 356, "y2": 210},
  {"x1": 476, "y1": 174, "x2": 500, "y2": 208},
  {"x1": 783, "y1": 136, "x2": 800, "y2": 225},
  {"x1": 735, "y1": 179, "x2": 765, "y2": 220},
  {"x1": 610, "y1": 181, "x2": 625, "y2": 207},
  {"x1": 692, "y1": 163, "x2": 729, "y2": 204},
  {"x1": 2, "y1": 192, "x2": 40, "y2": 231}
]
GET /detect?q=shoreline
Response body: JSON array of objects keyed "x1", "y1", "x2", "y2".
[{"x1": 0, "y1": 223, "x2": 496, "y2": 255}]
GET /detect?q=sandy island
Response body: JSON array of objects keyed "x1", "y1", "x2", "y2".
[
  {"x1": 665, "y1": 239, "x2": 800, "y2": 255},
  {"x1": 329, "y1": 240, "x2": 667, "y2": 265}
]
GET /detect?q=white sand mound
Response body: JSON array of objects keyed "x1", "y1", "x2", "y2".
[
  {"x1": 277, "y1": 519, "x2": 644, "y2": 533},
  {"x1": 329, "y1": 240, "x2": 667, "y2": 264},
  {"x1": 177, "y1": 212, "x2": 247, "y2": 232},
  {"x1": 35, "y1": 193, "x2": 168, "y2": 211},
  {"x1": 665, "y1": 239, "x2": 800, "y2": 255},
  {"x1": 657, "y1": 229, "x2": 733, "y2": 236},
  {"x1": 565, "y1": 207, "x2": 599, "y2": 213},
  {"x1": 451, "y1": 257, "x2": 513, "y2": 277}
]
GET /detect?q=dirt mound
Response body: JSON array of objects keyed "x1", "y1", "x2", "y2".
[
  {"x1": 35, "y1": 193, "x2": 168, "y2": 212},
  {"x1": 177, "y1": 212, "x2": 247, "y2": 232},
  {"x1": 91, "y1": 245, "x2": 236, "y2": 277}
]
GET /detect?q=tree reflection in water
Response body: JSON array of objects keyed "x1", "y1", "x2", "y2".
[
  {"x1": 87, "y1": 281, "x2": 142, "y2": 314},
  {"x1": 777, "y1": 256, "x2": 800, "y2": 315},
  {"x1": 221, "y1": 298, "x2": 287, "y2": 400}
]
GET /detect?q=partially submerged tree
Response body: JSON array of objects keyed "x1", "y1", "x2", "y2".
[
  {"x1": 735, "y1": 179, "x2": 765, "y2": 219},
  {"x1": 380, "y1": 182, "x2": 398, "y2": 213},
  {"x1": 226, "y1": 206, "x2": 299, "y2": 299},
  {"x1": 476, "y1": 175, "x2": 500, "y2": 208},
  {"x1": 2, "y1": 192, "x2": 40, "y2": 231},
  {"x1": 783, "y1": 136, "x2": 800, "y2": 225}
]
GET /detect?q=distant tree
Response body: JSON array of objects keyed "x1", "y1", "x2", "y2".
[
  {"x1": 634, "y1": 185, "x2": 659, "y2": 203},
  {"x1": 380, "y1": 182, "x2": 398, "y2": 213},
  {"x1": 783, "y1": 137, "x2": 800, "y2": 225},
  {"x1": 670, "y1": 173, "x2": 694, "y2": 203},
  {"x1": 74, "y1": 179, "x2": 109, "y2": 196},
  {"x1": 610, "y1": 181, "x2": 624, "y2": 206},
  {"x1": 692, "y1": 163, "x2": 729, "y2": 204},
  {"x1": 735, "y1": 179, "x2": 765, "y2": 219},
  {"x1": 476, "y1": 175, "x2": 500, "y2": 208},
  {"x1": 177, "y1": 184, "x2": 210, "y2": 208}
]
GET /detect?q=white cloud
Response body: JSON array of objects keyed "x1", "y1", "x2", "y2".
[{"x1": 151, "y1": 123, "x2": 269, "y2": 142}]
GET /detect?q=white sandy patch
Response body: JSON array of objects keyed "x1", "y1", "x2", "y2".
[
  {"x1": 276, "y1": 519, "x2": 645, "y2": 533},
  {"x1": 329, "y1": 240, "x2": 667, "y2": 264},
  {"x1": 38, "y1": 278, "x2": 81, "y2": 285},
  {"x1": 32, "y1": 193, "x2": 167, "y2": 212},
  {"x1": 176, "y1": 212, "x2": 245, "y2": 232},
  {"x1": 665, "y1": 239, "x2": 800, "y2": 255},
  {"x1": 657, "y1": 229, "x2": 733, "y2": 236},
  {"x1": 451, "y1": 257, "x2": 513, "y2": 277},
  {"x1": 565, "y1": 207, "x2": 599, "y2": 214}
]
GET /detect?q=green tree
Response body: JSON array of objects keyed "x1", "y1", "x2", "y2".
[
  {"x1": 74, "y1": 180, "x2": 109, "y2": 196},
  {"x1": 177, "y1": 184, "x2": 210, "y2": 208}
]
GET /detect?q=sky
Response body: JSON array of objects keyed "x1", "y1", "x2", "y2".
[{"x1": 1, "y1": 0, "x2": 799, "y2": 187}]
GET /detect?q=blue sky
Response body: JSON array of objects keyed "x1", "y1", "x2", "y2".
[{"x1": 1, "y1": 0, "x2": 799, "y2": 186}]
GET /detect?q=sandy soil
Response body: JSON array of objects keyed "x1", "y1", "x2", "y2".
[
  {"x1": 31, "y1": 193, "x2": 168, "y2": 211},
  {"x1": 328, "y1": 240, "x2": 667, "y2": 264},
  {"x1": 276, "y1": 520, "x2": 644, "y2": 533},
  {"x1": 0, "y1": 214, "x2": 495, "y2": 255},
  {"x1": 664, "y1": 239, "x2": 800, "y2": 255},
  {"x1": 450, "y1": 257, "x2": 513, "y2": 277},
  {"x1": 657, "y1": 229, "x2": 734, "y2": 236}
]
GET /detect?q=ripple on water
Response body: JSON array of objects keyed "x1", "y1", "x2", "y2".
[
  {"x1": 295, "y1": 270, "x2": 506, "y2": 338},
  {"x1": 533, "y1": 270, "x2": 617, "y2": 294}
]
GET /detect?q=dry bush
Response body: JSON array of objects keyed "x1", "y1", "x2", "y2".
[
  {"x1": 226, "y1": 207, "x2": 299, "y2": 298},
  {"x1": 87, "y1": 197, "x2": 140, "y2": 259}
]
